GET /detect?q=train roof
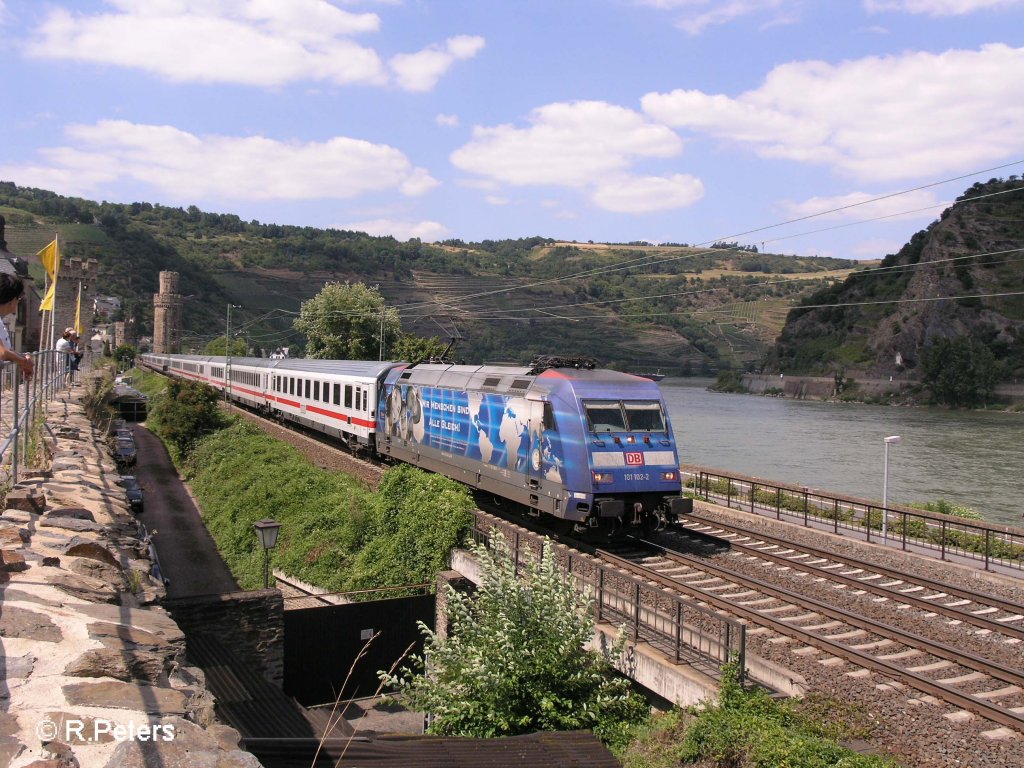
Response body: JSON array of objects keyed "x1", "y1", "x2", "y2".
[
  {"x1": 163, "y1": 355, "x2": 403, "y2": 378},
  {"x1": 392, "y1": 362, "x2": 657, "y2": 398}
]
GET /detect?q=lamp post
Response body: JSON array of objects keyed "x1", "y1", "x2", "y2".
[
  {"x1": 882, "y1": 435, "x2": 902, "y2": 540},
  {"x1": 253, "y1": 518, "x2": 281, "y2": 589}
]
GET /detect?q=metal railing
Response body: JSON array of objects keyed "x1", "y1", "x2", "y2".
[
  {"x1": 685, "y1": 466, "x2": 1024, "y2": 572},
  {"x1": 470, "y1": 512, "x2": 746, "y2": 680},
  {"x1": 0, "y1": 350, "x2": 75, "y2": 486}
]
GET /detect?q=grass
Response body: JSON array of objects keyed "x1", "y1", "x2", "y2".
[{"x1": 620, "y1": 664, "x2": 900, "y2": 768}]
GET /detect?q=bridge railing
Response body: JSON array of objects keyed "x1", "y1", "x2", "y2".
[
  {"x1": 684, "y1": 466, "x2": 1024, "y2": 572},
  {"x1": 470, "y1": 511, "x2": 746, "y2": 681},
  {"x1": 0, "y1": 351, "x2": 73, "y2": 486}
]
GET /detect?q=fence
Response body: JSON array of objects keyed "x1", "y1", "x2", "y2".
[
  {"x1": 0, "y1": 350, "x2": 75, "y2": 486},
  {"x1": 470, "y1": 512, "x2": 746, "y2": 681},
  {"x1": 685, "y1": 466, "x2": 1024, "y2": 572}
]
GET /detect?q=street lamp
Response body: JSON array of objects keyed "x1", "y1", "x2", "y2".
[
  {"x1": 253, "y1": 518, "x2": 282, "y2": 589},
  {"x1": 882, "y1": 435, "x2": 902, "y2": 540}
]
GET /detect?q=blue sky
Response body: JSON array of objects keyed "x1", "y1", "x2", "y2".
[{"x1": 2, "y1": 0, "x2": 1023, "y2": 260}]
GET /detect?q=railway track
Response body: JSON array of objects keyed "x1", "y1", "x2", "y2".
[
  {"x1": 598, "y1": 534, "x2": 1024, "y2": 732},
  {"x1": 676, "y1": 513, "x2": 1024, "y2": 644},
  {"x1": 223, "y1": 393, "x2": 1024, "y2": 743}
]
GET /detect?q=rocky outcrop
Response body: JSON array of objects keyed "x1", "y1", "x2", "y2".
[{"x1": 0, "y1": 389, "x2": 260, "y2": 767}]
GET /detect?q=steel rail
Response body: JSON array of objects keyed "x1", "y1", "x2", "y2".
[
  {"x1": 677, "y1": 515, "x2": 1024, "y2": 642},
  {"x1": 598, "y1": 541, "x2": 1024, "y2": 731}
]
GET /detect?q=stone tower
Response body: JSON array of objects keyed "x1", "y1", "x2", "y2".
[
  {"x1": 51, "y1": 258, "x2": 99, "y2": 346},
  {"x1": 153, "y1": 271, "x2": 183, "y2": 353}
]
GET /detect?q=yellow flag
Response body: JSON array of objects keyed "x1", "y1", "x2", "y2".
[
  {"x1": 37, "y1": 239, "x2": 60, "y2": 280},
  {"x1": 38, "y1": 237, "x2": 60, "y2": 312},
  {"x1": 75, "y1": 282, "x2": 82, "y2": 335},
  {"x1": 40, "y1": 282, "x2": 56, "y2": 312}
]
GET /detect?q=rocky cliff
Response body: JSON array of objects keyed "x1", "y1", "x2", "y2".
[{"x1": 766, "y1": 178, "x2": 1024, "y2": 380}]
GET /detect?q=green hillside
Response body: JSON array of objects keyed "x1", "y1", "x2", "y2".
[
  {"x1": 766, "y1": 178, "x2": 1024, "y2": 382},
  {"x1": 0, "y1": 181, "x2": 861, "y2": 372}
]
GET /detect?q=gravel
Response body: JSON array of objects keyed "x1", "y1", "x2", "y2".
[{"x1": 688, "y1": 500, "x2": 1024, "y2": 767}]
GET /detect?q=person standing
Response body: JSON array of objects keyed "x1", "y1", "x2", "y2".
[
  {"x1": 56, "y1": 327, "x2": 75, "y2": 386},
  {"x1": 0, "y1": 274, "x2": 34, "y2": 380}
]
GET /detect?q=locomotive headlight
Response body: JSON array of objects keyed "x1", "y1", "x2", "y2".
[
  {"x1": 592, "y1": 471, "x2": 614, "y2": 483},
  {"x1": 661, "y1": 471, "x2": 677, "y2": 481}
]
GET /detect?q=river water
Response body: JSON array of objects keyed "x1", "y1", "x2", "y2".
[{"x1": 659, "y1": 378, "x2": 1023, "y2": 527}]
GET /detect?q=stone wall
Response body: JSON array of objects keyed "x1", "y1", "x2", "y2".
[
  {"x1": 0, "y1": 387, "x2": 259, "y2": 767},
  {"x1": 165, "y1": 590, "x2": 285, "y2": 687}
]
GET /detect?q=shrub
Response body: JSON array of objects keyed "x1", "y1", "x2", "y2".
[{"x1": 381, "y1": 530, "x2": 648, "y2": 750}]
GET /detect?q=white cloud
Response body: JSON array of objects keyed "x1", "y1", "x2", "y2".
[
  {"x1": 591, "y1": 174, "x2": 704, "y2": 213},
  {"x1": 436, "y1": 113, "x2": 460, "y2": 127},
  {"x1": 634, "y1": 0, "x2": 792, "y2": 34},
  {"x1": 389, "y1": 35, "x2": 485, "y2": 92},
  {"x1": 399, "y1": 167, "x2": 441, "y2": 196},
  {"x1": 24, "y1": 1, "x2": 480, "y2": 90},
  {"x1": 864, "y1": 0, "x2": 1023, "y2": 15},
  {"x1": 451, "y1": 100, "x2": 700, "y2": 213},
  {"x1": 782, "y1": 189, "x2": 941, "y2": 221},
  {"x1": 451, "y1": 100, "x2": 699, "y2": 213},
  {"x1": 0, "y1": 120, "x2": 437, "y2": 202},
  {"x1": 642, "y1": 44, "x2": 1024, "y2": 183},
  {"x1": 345, "y1": 218, "x2": 451, "y2": 242}
]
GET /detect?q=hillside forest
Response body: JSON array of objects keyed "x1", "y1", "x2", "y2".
[{"x1": 0, "y1": 177, "x2": 1020, "y2": 384}]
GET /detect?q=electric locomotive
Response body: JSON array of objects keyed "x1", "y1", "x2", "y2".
[{"x1": 141, "y1": 353, "x2": 690, "y2": 529}]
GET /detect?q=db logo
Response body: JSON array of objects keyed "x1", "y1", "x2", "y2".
[{"x1": 624, "y1": 452, "x2": 644, "y2": 466}]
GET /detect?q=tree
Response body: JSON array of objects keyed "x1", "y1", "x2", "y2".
[
  {"x1": 204, "y1": 336, "x2": 248, "y2": 356},
  {"x1": 920, "y1": 336, "x2": 998, "y2": 407},
  {"x1": 148, "y1": 379, "x2": 227, "y2": 460},
  {"x1": 112, "y1": 344, "x2": 137, "y2": 369},
  {"x1": 381, "y1": 531, "x2": 647, "y2": 748},
  {"x1": 293, "y1": 282, "x2": 402, "y2": 360},
  {"x1": 390, "y1": 332, "x2": 450, "y2": 363}
]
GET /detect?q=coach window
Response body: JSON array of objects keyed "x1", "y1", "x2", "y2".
[
  {"x1": 313, "y1": 381, "x2": 320, "y2": 401},
  {"x1": 333, "y1": 383, "x2": 341, "y2": 406},
  {"x1": 345, "y1": 385, "x2": 352, "y2": 409},
  {"x1": 290, "y1": 377, "x2": 295, "y2": 396},
  {"x1": 304, "y1": 379, "x2": 310, "y2": 399}
]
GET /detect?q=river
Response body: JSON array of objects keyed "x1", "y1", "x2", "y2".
[{"x1": 659, "y1": 378, "x2": 1023, "y2": 527}]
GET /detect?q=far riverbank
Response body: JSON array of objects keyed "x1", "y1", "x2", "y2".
[{"x1": 738, "y1": 373, "x2": 1024, "y2": 409}]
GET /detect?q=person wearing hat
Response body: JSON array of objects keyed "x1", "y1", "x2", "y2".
[
  {"x1": 56, "y1": 327, "x2": 76, "y2": 386},
  {"x1": 0, "y1": 274, "x2": 33, "y2": 380}
]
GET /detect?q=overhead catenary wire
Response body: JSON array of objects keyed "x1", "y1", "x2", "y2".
[{"x1": 391, "y1": 161, "x2": 1024, "y2": 315}]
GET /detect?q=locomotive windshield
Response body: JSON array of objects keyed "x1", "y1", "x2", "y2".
[
  {"x1": 584, "y1": 400, "x2": 667, "y2": 433},
  {"x1": 623, "y1": 401, "x2": 667, "y2": 432}
]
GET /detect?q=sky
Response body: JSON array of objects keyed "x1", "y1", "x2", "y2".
[{"x1": 2, "y1": 0, "x2": 1024, "y2": 261}]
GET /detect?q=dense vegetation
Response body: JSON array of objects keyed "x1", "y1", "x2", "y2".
[
  {"x1": 621, "y1": 664, "x2": 898, "y2": 768},
  {"x1": 766, "y1": 177, "x2": 1024, "y2": 394},
  {"x1": 137, "y1": 372, "x2": 474, "y2": 592},
  {"x1": 1, "y1": 181, "x2": 857, "y2": 372},
  {"x1": 383, "y1": 531, "x2": 648, "y2": 750}
]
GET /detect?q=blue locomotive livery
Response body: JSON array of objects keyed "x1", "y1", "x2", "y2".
[{"x1": 142, "y1": 353, "x2": 689, "y2": 529}]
